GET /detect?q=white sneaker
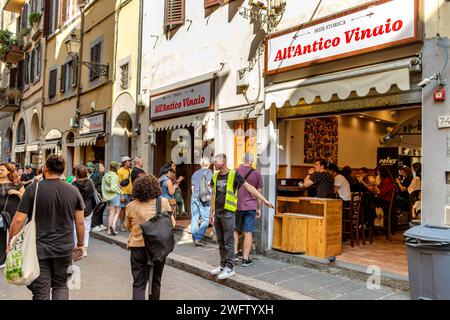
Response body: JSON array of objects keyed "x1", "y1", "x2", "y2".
[
  {"x1": 92, "y1": 226, "x2": 103, "y2": 232},
  {"x1": 210, "y1": 266, "x2": 224, "y2": 275},
  {"x1": 100, "y1": 225, "x2": 107, "y2": 231},
  {"x1": 217, "y1": 267, "x2": 236, "y2": 280},
  {"x1": 83, "y1": 248, "x2": 88, "y2": 257},
  {"x1": 0, "y1": 263, "x2": 5, "y2": 269}
]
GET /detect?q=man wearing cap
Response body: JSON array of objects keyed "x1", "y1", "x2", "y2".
[
  {"x1": 118, "y1": 156, "x2": 132, "y2": 232},
  {"x1": 86, "y1": 162, "x2": 95, "y2": 178}
]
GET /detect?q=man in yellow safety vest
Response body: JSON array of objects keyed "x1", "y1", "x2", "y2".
[{"x1": 209, "y1": 154, "x2": 274, "y2": 280}]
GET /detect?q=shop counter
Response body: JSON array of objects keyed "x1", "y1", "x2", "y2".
[{"x1": 273, "y1": 197, "x2": 343, "y2": 258}]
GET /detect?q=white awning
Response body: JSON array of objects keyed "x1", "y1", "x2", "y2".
[
  {"x1": 150, "y1": 112, "x2": 215, "y2": 132},
  {"x1": 74, "y1": 136, "x2": 97, "y2": 147},
  {"x1": 41, "y1": 143, "x2": 58, "y2": 151},
  {"x1": 265, "y1": 57, "x2": 413, "y2": 109}
]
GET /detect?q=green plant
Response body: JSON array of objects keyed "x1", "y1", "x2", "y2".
[
  {"x1": 28, "y1": 12, "x2": 42, "y2": 26},
  {"x1": 19, "y1": 28, "x2": 31, "y2": 38},
  {"x1": 0, "y1": 30, "x2": 13, "y2": 47},
  {"x1": 0, "y1": 44, "x2": 9, "y2": 60},
  {"x1": 11, "y1": 38, "x2": 23, "y2": 50}
]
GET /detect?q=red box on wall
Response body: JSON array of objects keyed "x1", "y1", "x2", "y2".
[{"x1": 435, "y1": 87, "x2": 446, "y2": 101}]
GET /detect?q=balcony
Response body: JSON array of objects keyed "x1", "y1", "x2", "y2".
[
  {"x1": 3, "y1": 0, "x2": 26, "y2": 13},
  {"x1": 0, "y1": 88, "x2": 21, "y2": 113}
]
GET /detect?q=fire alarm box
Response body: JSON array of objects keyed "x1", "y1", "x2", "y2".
[{"x1": 434, "y1": 87, "x2": 446, "y2": 101}]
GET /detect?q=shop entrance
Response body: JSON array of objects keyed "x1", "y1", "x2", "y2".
[{"x1": 277, "y1": 106, "x2": 422, "y2": 276}]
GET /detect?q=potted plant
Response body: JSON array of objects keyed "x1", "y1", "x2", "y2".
[
  {"x1": 0, "y1": 30, "x2": 13, "y2": 46},
  {"x1": 29, "y1": 12, "x2": 43, "y2": 28},
  {"x1": 10, "y1": 39, "x2": 22, "y2": 52},
  {"x1": 5, "y1": 87, "x2": 21, "y2": 103}
]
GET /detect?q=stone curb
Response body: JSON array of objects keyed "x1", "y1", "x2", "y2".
[{"x1": 90, "y1": 231, "x2": 315, "y2": 300}]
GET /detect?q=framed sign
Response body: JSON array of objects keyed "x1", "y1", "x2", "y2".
[
  {"x1": 265, "y1": 0, "x2": 419, "y2": 75},
  {"x1": 79, "y1": 113, "x2": 105, "y2": 135},
  {"x1": 150, "y1": 80, "x2": 214, "y2": 120},
  {"x1": 377, "y1": 147, "x2": 399, "y2": 177}
]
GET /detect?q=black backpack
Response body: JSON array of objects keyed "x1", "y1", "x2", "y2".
[{"x1": 140, "y1": 196, "x2": 175, "y2": 264}]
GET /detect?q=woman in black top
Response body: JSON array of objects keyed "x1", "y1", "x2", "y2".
[
  {"x1": 0, "y1": 162, "x2": 25, "y2": 267},
  {"x1": 90, "y1": 163, "x2": 106, "y2": 231},
  {"x1": 72, "y1": 165, "x2": 96, "y2": 257}
]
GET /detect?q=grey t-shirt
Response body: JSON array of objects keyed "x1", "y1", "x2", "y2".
[
  {"x1": 18, "y1": 179, "x2": 85, "y2": 259},
  {"x1": 191, "y1": 168, "x2": 213, "y2": 200}
]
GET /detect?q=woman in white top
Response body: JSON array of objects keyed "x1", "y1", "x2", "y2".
[{"x1": 408, "y1": 162, "x2": 422, "y2": 194}]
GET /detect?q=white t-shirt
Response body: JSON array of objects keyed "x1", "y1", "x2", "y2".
[
  {"x1": 408, "y1": 177, "x2": 421, "y2": 194},
  {"x1": 334, "y1": 174, "x2": 351, "y2": 201}
]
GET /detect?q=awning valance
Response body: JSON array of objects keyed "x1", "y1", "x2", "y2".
[
  {"x1": 265, "y1": 57, "x2": 413, "y2": 109},
  {"x1": 41, "y1": 143, "x2": 58, "y2": 151},
  {"x1": 150, "y1": 112, "x2": 215, "y2": 132},
  {"x1": 74, "y1": 136, "x2": 97, "y2": 147}
]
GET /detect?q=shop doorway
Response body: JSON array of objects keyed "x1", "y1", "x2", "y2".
[
  {"x1": 277, "y1": 107, "x2": 422, "y2": 276},
  {"x1": 112, "y1": 112, "x2": 133, "y2": 161}
]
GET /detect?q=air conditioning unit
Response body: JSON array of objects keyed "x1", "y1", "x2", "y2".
[{"x1": 249, "y1": 0, "x2": 268, "y2": 10}]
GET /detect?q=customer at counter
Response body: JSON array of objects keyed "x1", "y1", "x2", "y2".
[
  {"x1": 302, "y1": 159, "x2": 334, "y2": 198},
  {"x1": 328, "y1": 164, "x2": 351, "y2": 205}
]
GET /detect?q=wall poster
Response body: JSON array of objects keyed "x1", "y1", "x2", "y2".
[{"x1": 304, "y1": 117, "x2": 338, "y2": 164}]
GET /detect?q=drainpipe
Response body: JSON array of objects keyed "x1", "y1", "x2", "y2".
[
  {"x1": 75, "y1": 5, "x2": 86, "y2": 128},
  {"x1": 135, "y1": 0, "x2": 144, "y2": 154}
]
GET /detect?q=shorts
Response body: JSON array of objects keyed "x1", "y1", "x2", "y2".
[
  {"x1": 120, "y1": 194, "x2": 132, "y2": 208},
  {"x1": 109, "y1": 194, "x2": 121, "y2": 207},
  {"x1": 235, "y1": 210, "x2": 256, "y2": 233}
]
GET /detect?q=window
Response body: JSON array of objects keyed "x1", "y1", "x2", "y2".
[
  {"x1": 24, "y1": 53, "x2": 30, "y2": 86},
  {"x1": 21, "y1": 3, "x2": 29, "y2": 30},
  {"x1": 49, "y1": 69, "x2": 57, "y2": 98},
  {"x1": 71, "y1": 60, "x2": 78, "y2": 87},
  {"x1": 30, "y1": 50, "x2": 35, "y2": 82},
  {"x1": 120, "y1": 63, "x2": 129, "y2": 90},
  {"x1": 60, "y1": 63, "x2": 66, "y2": 92},
  {"x1": 89, "y1": 42, "x2": 102, "y2": 82},
  {"x1": 17, "y1": 119, "x2": 26, "y2": 145},
  {"x1": 60, "y1": 0, "x2": 69, "y2": 25},
  {"x1": 36, "y1": 45, "x2": 41, "y2": 80},
  {"x1": 44, "y1": 0, "x2": 59, "y2": 36},
  {"x1": 164, "y1": 0, "x2": 185, "y2": 29}
]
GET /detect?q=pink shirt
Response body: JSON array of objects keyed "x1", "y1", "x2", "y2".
[{"x1": 236, "y1": 165, "x2": 262, "y2": 211}]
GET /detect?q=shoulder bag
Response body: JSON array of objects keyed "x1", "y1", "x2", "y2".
[{"x1": 4, "y1": 182, "x2": 40, "y2": 286}]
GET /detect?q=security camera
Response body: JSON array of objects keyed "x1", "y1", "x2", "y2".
[{"x1": 417, "y1": 73, "x2": 438, "y2": 88}]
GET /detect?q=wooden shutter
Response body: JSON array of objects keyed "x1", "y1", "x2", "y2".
[
  {"x1": 60, "y1": 63, "x2": 66, "y2": 92},
  {"x1": 246, "y1": 120, "x2": 257, "y2": 168},
  {"x1": 60, "y1": 0, "x2": 68, "y2": 25},
  {"x1": 24, "y1": 53, "x2": 30, "y2": 86},
  {"x1": 49, "y1": 69, "x2": 57, "y2": 98},
  {"x1": 89, "y1": 42, "x2": 102, "y2": 81},
  {"x1": 72, "y1": 60, "x2": 78, "y2": 87},
  {"x1": 165, "y1": 0, "x2": 185, "y2": 28},
  {"x1": 43, "y1": 0, "x2": 52, "y2": 36},
  {"x1": 9, "y1": 68, "x2": 17, "y2": 88},
  {"x1": 21, "y1": 4, "x2": 28, "y2": 30},
  {"x1": 30, "y1": 49, "x2": 36, "y2": 82},
  {"x1": 17, "y1": 63, "x2": 24, "y2": 89},
  {"x1": 36, "y1": 45, "x2": 41, "y2": 79},
  {"x1": 234, "y1": 120, "x2": 245, "y2": 169}
]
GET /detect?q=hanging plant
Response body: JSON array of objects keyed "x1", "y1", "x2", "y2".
[
  {"x1": 0, "y1": 30, "x2": 13, "y2": 47},
  {"x1": 29, "y1": 12, "x2": 43, "y2": 27}
]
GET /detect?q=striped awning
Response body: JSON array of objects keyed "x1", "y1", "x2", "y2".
[
  {"x1": 150, "y1": 112, "x2": 214, "y2": 132},
  {"x1": 41, "y1": 143, "x2": 58, "y2": 151},
  {"x1": 74, "y1": 136, "x2": 97, "y2": 147}
]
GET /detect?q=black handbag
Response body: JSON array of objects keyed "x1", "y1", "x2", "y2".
[
  {"x1": 120, "y1": 169, "x2": 131, "y2": 187},
  {"x1": 0, "y1": 195, "x2": 11, "y2": 232}
]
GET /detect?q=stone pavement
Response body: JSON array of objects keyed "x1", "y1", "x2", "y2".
[{"x1": 91, "y1": 226, "x2": 411, "y2": 300}]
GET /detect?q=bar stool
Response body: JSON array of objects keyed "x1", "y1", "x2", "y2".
[{"x1": 342, "y1": 192, "x2": 362, "y2": 247}]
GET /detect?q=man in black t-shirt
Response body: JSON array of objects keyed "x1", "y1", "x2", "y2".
[
  {"x1": 303, "y1": 158, "x2": 335, "y2": 198},
  {"x1": 8, "y1": 155, "x2": 85, "y2": 300},
  {"x1": 209, "y1": 154, "x2": 274, "y2": 280},
  {"x1": 131, "y1": 156, "x2": 146, "y2": 183}
]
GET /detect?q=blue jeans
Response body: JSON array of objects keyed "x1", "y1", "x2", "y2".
[{"x1": 191, "y1": 198, "x2": 211, "y2": 241}]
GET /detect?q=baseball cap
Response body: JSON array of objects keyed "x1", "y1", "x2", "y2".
[
  {"x1": 86, "y1": 162, "x2": 95, "y2": 168},
  {"x1": 122, "y1": 156, "x2": 132, "y2": 163}
]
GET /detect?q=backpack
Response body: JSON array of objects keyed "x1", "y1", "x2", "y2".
[
  {"x1": 199, "y1": 171, "x2": 211, "y2": 203},
  {"x1": 140, "y1": 196, "x2": 175, "y2": 264}
]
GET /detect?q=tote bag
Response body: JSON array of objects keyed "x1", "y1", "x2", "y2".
[{"x1": 4, "y1": 182, "x2": 40, "y2": 286}]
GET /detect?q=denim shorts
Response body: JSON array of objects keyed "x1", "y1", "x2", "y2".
[
  {"x1": 235, "y1": 210, "x2": 256, "y2": 233},
  {"x1": 109, "y1": 194, "x2": 121, "y2": 207},
  {"x1": 120, "y1": 194, "x2": 132, "y2": 208}
]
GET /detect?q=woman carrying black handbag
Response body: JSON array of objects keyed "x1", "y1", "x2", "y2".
[
  {"x1": 0, "y1": 163, "x2": 25, "y2": 268},
  {"x1": 126, "y1": 175, "x2": 175, "y2": 300}
]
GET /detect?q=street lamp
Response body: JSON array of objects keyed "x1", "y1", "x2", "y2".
[{"x1": 65, "y1": 33, "x2": 109, "y2": 78}]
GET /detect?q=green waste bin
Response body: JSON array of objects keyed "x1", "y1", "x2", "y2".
[{"x1": 404, "y1": 225, "x2": 450, "y2": 300}]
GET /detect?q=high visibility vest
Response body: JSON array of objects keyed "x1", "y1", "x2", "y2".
[{"x1": 213, "y1": 169, "x2": 238, "y2": 213}]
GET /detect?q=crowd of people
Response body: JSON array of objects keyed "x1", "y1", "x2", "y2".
[{"x1": 302, "y1": 158, "x2": 422, "y2": 231}]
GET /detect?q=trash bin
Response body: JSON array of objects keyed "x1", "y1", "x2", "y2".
[{"x1": 404, "y1": 225, "x2": 450, "y2": 300}]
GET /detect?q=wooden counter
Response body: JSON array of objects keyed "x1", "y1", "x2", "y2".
[{"x1": 273, "y1": 197, "x2": 343, "y2": 258}]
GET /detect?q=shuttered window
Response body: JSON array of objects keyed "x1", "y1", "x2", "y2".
[
  {"x1": 43, "y1": 0, "x2": 52, "y2": 36},
  {"x1": 89, "y1": 42, "x2": 102, "y2": 81},
  {"x1": 30, "y1": 49, "x2": 36, "y2": 82},
  {"x1": 60, "y1": 0, "x2": 68, "y2": 25},
  {"x1": 36, "y1": 45, "x2": 41, "y2": 80},
  {"x1": 60, "y1": 63, "x2": 66, "y2": 92},
  {"x1": 120, "y1": 63, "x2": 129, "y2": 90},
  {"x1": 49, "y1": 69, "x2": 57, "y2": 98},
  {"x1": 72, "y1": 60, "x2": 78, "y2": 87},
  {"x1": 17, "y1": 62, "x2": 24, "y2": 89},
  {"x1": 164, "y1": 0, "x2": 185, "y2": 29},
  {"x1": 21, "y1": 4, "x2": 29, "y2": 30},
  {"x1": 24, "y1": 53, "x2": 30, "y2": 86}
]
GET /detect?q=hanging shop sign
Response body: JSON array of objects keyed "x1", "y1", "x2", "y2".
[
  {"x1": 265, "y1": 0, "x2": 419, "y2": 75},
  {"x1": 14, "y1": 145, "x2": 25, "y2": 153},
  {"x1": 150, "y1": 80, "x2": 213, "y2": 120},
  {"x1": 79, "y1": 114, "x2": 105, "y2": 135}
]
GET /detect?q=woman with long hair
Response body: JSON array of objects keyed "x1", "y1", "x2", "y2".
[
  {"x1": 126, "y1": 175, "x2": 175, "y2": 300},
  {"x1": 72, "y1": 165, "x2": 96, "y2": 257},
  {"x1": 0, "y1": 163, "x2": 25, "y2": 268},
  {"x1": 91, "y1": 163, "x2": 106, "y2": 232},
  {"x1": 102, "y1": 161, "x2": 122, "y2": 236}
]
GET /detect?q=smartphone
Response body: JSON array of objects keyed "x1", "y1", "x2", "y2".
[{"x1": 72, "y1": 248, "x2": 83, "y2": 262}]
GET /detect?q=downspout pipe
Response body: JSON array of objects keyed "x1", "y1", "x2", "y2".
[{"x1": 135, "y1": 0, "x2": 144, "y2": 135}]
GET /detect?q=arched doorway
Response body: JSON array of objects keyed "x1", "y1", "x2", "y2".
[
  {"x1": 15, "y1": 119, "x2": 26, "y2": 167},
  {"x1": 3, "y1": 128, "x2": 13, "y2": 162},
  {"x1": 112, "y1": 112, "x2": 133, "y2": 161}
]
